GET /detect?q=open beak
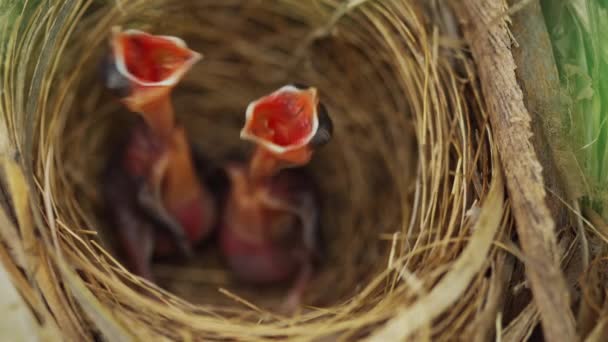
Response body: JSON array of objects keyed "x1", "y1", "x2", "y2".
[
  {"x1": 102, "y1": 26, "x2": 202, "y2": 113},
  {"x1": 241, "y1": 84, "x2": 333, "y2": 167},
  {"x1": 241, "y1": 84, "x2": 333, "y2": 181}
]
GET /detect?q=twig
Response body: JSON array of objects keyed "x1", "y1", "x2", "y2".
[{"x1": 452, "y1": 1, "x2": 578, "y2": 341}]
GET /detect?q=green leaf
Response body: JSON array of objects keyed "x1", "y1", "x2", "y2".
[{"x1": 543, "y1": 0, "x2": 608, "y2": 219}]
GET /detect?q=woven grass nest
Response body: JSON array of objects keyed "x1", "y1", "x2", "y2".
[{"x1": 0, "y1": 1, "x2": 512, "y2": 340}]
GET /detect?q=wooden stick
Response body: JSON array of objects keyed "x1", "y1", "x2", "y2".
[{"x1": 452, "y1": 1, "x2": 578, "y2": 341}]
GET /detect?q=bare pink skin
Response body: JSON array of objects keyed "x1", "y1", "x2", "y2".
[
  {"x1": 219, "y1": 85, "x2": 329, "y2": 313},
  {"x1": 101, "y1": 29, "x2": 214, "y2": 281},
  {"x1": 104, "y1": 121, "x2": 216, "y2": 281},
  {"x1": 220, "y1": 164, "x2": 320, "y2": 313}
]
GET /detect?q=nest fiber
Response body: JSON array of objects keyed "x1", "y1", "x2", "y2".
[{"x1": 0, "y1": 0, "x2": 509, "y2": 340}]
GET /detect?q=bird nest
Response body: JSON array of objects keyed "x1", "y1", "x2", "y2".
[{"x1": 0, "y1": 0, "x2": 510, "y2": 340}]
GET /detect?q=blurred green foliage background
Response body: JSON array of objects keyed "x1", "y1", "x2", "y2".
[{"x1": 543, "y1": 0, "x2": 608, "y2": 219}]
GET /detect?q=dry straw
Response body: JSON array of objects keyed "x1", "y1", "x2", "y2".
[{"x1": 0, "y1": 0, "x2": 512, "y2": 340}]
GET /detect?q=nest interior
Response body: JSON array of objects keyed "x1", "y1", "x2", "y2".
[
  {"x1": 67, "y1": 1, "x2": 419, "y2": 309},
  {"x1": 0, "y1": 0, "x2": 508, "y2": 340}
]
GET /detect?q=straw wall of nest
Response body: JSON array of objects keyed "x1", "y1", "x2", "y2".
[{"x1": 1, "y1": 0, "x2": 603, "y2": 341}]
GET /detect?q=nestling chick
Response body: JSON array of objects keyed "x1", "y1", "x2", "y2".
[
  {"x1": 100, "y1": 28, "x2": 216, "y2": 280},
  {"x1": 219, "y1": 84, "x2": 333, "y2": 312}
]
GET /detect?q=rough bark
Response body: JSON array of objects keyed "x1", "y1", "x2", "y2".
[
  {"x1": 452, "y1": 1, "x2": 578, "y2": 341},
  {"x1": 510, "y1": 0, "x2": 571, "y2": 230}
]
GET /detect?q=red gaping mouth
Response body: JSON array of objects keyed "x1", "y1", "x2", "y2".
[
  {"x1": 111, "y1": 28, "x2": 202, "y2": 87},
  {"x1": 241, "y1": 85, "x2": 319, "y2": 154}
]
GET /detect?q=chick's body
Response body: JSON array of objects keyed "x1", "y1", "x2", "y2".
[
  {"x1": 103, "y1": 119, "x2": 216, "y2": 278},
  {"x1": 103, "y1": 121, "x2": 160, "y2": 279},
  {"x1": 220, "y1": 164, "x2": 320, "y2": 296}
]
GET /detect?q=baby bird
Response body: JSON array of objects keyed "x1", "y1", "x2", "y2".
[
  {"x1": 219, "y1": 84, "x2": 333, "y2": 312},
  {"x1": 101, "y1": 28, "x2": 216, "y2": 280}
]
